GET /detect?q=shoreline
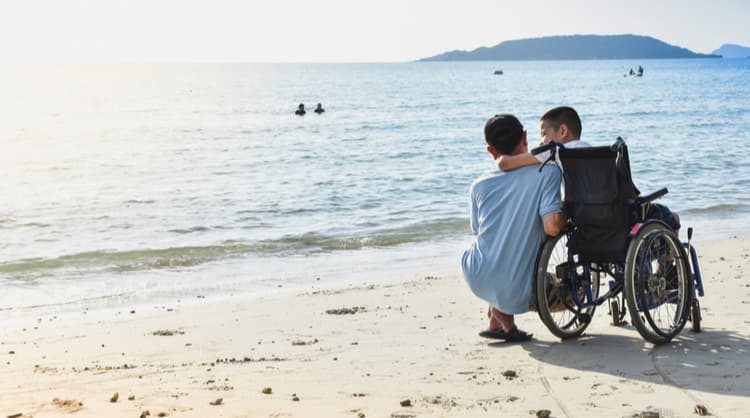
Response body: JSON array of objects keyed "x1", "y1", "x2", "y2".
[
  {"x1": 2, "y1": 218, "x2": 748, "y2": 318},
  {"x1": 1, "y1": 238, "x2": 749, "y2": 417}
]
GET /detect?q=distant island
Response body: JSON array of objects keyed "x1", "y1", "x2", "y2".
[
  {"x1": 420, "y1": 34, "x2": 720, "y2": 61},
  {"x1": 712, "y1": 44, "x2": 750, "y2": 58}
]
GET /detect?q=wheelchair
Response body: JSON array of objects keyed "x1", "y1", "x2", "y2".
[{"x1": 531, "y1": 138, "x2": 705, "y2": 344}]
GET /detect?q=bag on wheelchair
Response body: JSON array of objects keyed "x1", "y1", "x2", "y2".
[{"x1": 558, "y1": 144, "x2": 639, "y2": 263}]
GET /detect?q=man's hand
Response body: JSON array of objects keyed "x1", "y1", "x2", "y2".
[{"x1": 543, "y1": 212, "x2": 566, "y2": 236}]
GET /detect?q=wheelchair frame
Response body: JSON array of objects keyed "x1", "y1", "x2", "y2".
[{"x1": 531, "y1": 138, "x2": 705, "y2": 344}]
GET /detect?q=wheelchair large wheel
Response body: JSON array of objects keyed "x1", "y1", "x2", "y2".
[
  {"x1": 536, "y1": 233, "x2": 600, "y2": 339},
  {"x1": 624, "y1": 222, "x2": 691, "y2": 344}
]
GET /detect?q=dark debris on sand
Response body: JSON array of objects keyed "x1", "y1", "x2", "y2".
[
  {"x1": 291, "y1": 338, "x2": 319, "y2": 346},
  {"x1": 210, "y1": 356, "x2": 286, "y2": 365},
  {"x1": 151, "y1": 329, "x2": 185, "y2": 336},
  {"x1": 325, "y1": 306, "x2": 366, "y2": 315}
]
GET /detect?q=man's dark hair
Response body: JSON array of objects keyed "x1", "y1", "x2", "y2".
[
  {"x1": 484, "y1": 114, "x2": 524, "y2": 155},
  {"x1": 540, "y1": 106, "x2": 582, "y2": 139}
]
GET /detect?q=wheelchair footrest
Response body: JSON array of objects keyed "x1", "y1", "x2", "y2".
[
  {"x1": 555, "y1": 262, "x2": 576, "y2": 282},
  {"x1": 577, "y1": 313, "x2": 592, "y2": 324}
]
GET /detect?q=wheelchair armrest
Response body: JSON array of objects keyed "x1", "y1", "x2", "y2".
[{"x1": 638, "y1": 187, "x2": 668, "y2": 204}]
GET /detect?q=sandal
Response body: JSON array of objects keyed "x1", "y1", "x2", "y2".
[
  {"x1": 501, "y1": 326, "x2": 533, "y2": 342},
  {"x1": 479, "y1": 328, "x2": 508, "y2": 339},
  {"x1": 479, "y1": 327, "x2": 533, "y2": 342}
]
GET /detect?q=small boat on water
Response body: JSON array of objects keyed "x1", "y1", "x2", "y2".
[{"x1": 494, "y1": 70, "x2": 503, "y2": 75}]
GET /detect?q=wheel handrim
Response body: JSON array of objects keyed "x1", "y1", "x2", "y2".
[{"x1": 632, "y1": 230, "x2": 689, "y2": 337}]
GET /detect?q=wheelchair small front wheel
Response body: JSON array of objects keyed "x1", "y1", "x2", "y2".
[
  {"x1": 691, "y1": 298, "x2": 702, "y2": 333},
  {"x1": 535, "y1": 233, "x2": 600, "y2": 339},
  {"x1": 610, "y1": 299, "x2": 622, "y2": 326},
  {"x1": 624, "y1": 222, "x2": 691, "y2": 344}
]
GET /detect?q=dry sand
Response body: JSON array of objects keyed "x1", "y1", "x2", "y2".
[{"x1": 1, "y1": 238, "x2": 749, "y2": 418}]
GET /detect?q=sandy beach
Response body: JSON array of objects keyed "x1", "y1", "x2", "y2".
[{"x1": 1, "y1": 238, "x2": 749, "y2": 418}]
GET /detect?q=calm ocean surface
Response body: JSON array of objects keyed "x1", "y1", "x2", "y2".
[{"x1": 1, "y1": 59, "x2": 749, "y2": 313}]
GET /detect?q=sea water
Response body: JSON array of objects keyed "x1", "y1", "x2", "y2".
[{"x1": 1, "y1": 59, "x2": 749, "y2": 314}]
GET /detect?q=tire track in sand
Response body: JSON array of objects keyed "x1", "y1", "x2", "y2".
[
  {"x1": 536, "y1": 350, "x2": 573, "y2": 418},
  {"x1": 650, "y1": 347, "x2": 708, "y2": 407}
]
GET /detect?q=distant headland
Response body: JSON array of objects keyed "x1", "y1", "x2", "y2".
[
  {"x1": 712, "y1": 44, "x2": 750, "y2": 58},
  {"x1": 419, "y1": 34, "x2": 720, "y2": 61}
]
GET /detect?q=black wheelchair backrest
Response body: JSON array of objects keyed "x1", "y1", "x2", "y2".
[{"x1": 557, "y1": 139, "x2": 640, "y2": 262}]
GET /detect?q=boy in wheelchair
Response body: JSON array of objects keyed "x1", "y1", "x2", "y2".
[{"x1": 516, "y1": 109, "x2": 701, "y2": 344}]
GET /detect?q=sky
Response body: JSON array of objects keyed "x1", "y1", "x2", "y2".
[{"x1": 1, "y1": 0, "x2": 748, "y2": 62}]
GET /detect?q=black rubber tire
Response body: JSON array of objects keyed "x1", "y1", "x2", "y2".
[
  {"x1": 624, "y1": 222, "x2": 691, "y2": 344},
  {"x1": 536, "y1": 234, "x2": 599, "y2": 339},
  {"x1": 691, "y1": 298, "x2": 702, "y2": 333},
  {"x1": 611, "y1": 299, "x2": 621, "y2": 326}
]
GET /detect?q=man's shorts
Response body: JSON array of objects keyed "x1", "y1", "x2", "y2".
[{"x1": 646, "y1": 203, "x2": 680, "y2": 231}]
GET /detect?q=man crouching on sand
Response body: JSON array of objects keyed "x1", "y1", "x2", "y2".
[{"x1": 461, "y1": 114, "x2": 566, "y2": 342}]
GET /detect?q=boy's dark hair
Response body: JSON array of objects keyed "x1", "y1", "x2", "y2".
[
  {"x1": 484, "y1": 114, "x2": 524, "y2": 155},
  {"x1": 541, "y1": 106, "x2": 582, "y2": 139}
]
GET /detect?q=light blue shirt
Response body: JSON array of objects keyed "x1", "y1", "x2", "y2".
[{"x1": 461, "y1": 164, "x2": 562, "y2": 314}]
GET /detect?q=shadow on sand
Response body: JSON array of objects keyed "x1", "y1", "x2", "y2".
[{"x1": 490, "y1": 325, "x2": 750, "y2": 397}]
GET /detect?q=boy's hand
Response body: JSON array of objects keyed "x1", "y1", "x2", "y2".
[{"x1": 496, "y1": 155, "x2": 508, "y2": 171}]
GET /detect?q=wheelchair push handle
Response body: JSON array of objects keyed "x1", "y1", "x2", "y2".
[
  {"x1": 531, "y1": 142, "x2": 558, "y2": 155},
  {"x1": 639, "y1": 187, "x2": 668, "y2": 203},
  {"x1": 611, "y1": 136, "x2": 626, "y2": 152}
]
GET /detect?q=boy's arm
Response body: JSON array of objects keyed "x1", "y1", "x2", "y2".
[{"x1": 496, "y1": 152, "x2": 540, "y2": 171}]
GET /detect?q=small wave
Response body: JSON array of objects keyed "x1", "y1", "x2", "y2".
[
  {"x1": 24, "y1": 222, "x2": 52, "y2": 228},
  {"x1": 169, "y1": 226, "x2": 211, "y2": 234},
  {"x1": 0, "y1": 217, "x2": 469, "y2": 280},
  {"x1": 0, "y1": 244, "x2": 255, "y2": 279},
  {"x1": 681, "y1": 203, "x2": 750, "y2": 216},
  {"x1": 123, "y1": 199, "x2": 156, "y2": 205},
  {"x1": 0, "y1": 221, "x2": 52, "y2": 230},
  {"x1": 620, "y1": 110, "x2": 665, "y2": 117},
  {"x1": 389, "y1": 151, "x2": 419, "y2": 159},
  {"x1": 259, "y1": 217, "x2": 468, "y2": 252}
]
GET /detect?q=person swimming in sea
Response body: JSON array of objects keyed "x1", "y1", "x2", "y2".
[
  {"x1": 314, "y1": 103, "x2": 325, "y2": 114},
  {"x1": 295, "y1": 103, "x2": 306, "y2": 116}
]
